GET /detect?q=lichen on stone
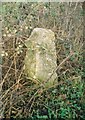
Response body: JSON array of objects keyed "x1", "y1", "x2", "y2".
[{"x1": 24, "y1": 28, "x2": 57, "y2": 87}]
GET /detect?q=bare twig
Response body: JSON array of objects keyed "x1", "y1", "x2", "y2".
[{"x1": 45, "y1": 52, "x2": 75, "y2": 83}]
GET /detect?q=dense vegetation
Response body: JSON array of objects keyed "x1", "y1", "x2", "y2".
[{"x1": 1, "y1": 2, "x2": 85, "y2": 119}]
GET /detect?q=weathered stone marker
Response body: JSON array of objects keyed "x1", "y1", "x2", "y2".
[{"x1": 24, "y1": 28, "x2": 57, "y2": 87}]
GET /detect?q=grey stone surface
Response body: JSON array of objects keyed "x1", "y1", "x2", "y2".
[{"x1": 24, "y1": 28, "x2": 57, "y2": 87}]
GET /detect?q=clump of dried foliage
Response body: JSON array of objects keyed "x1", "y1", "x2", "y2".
[{"x1": 0, "y1": 2, "x2": 84, "y2": 119}]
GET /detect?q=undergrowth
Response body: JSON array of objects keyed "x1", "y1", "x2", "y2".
[{"x1": 0, "y1": 2, "x2": 84, "y2": 120}]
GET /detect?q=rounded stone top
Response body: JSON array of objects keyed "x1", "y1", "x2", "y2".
[
  {"x1": 29, "y1": 28, "x2": 55, "y2": 41},
  {"x1": 33, "y1": 28, "x2": 54, "y2": 35}
]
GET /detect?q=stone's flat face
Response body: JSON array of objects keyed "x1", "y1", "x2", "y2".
[{"x1": 24, "y1": 28, "x2": 57, "y2": 87}]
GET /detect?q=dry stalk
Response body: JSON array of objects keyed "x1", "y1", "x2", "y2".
[{"x1": 45, "y1": 52, "x2": 75, "y2": 84}]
